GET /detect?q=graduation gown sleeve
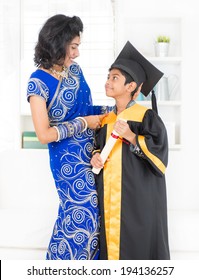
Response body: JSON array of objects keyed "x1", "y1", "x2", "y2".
[{"x1": 130, "y1": 108, "x2": 168, "y2": 177}]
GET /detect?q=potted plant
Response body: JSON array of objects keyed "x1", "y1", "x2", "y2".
[{"x1": 155, "y1": 35, "x2": 170, "y2": 57}]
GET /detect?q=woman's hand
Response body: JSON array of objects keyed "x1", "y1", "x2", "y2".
[{"x1": 84, "y1": 113, "x2": 108, "y2": 129}]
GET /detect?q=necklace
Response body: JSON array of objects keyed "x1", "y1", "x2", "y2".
[{"x1": 50, "y1": 65, "x2": 68, "y2": 79}]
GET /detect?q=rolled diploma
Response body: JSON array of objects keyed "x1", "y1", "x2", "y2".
[{"x1": 92, "y1": 129, "x2": 119, "y2": 174}]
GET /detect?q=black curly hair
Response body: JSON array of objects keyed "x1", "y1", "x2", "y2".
[{"x1": 34, "y1": 14, "x2": 83, "y2": 69}]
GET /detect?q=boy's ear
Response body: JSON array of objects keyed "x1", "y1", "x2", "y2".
[
  {"x1": 132, "y1": 83, "x2": 143, "y2": 100},
  {"x1": 127, "y1": 81, "x2": 137, "y2": 93}
]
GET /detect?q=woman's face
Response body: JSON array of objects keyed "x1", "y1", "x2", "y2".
[{"x1": 64, "y1": 36, "x2": 81, "y2": 67}]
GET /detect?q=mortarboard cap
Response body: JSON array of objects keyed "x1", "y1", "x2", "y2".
[{"x1": 110, "y1": 41, "x2": 164, "y2": 96}]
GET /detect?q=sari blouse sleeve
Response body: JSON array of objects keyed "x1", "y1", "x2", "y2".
[{"x1": 27, "y1": 78, "x2": 49, "y2": 102}]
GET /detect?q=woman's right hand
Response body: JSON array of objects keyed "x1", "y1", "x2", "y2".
[{"x1": 84, "y1": 113, "x2": 107, "y2": 129}]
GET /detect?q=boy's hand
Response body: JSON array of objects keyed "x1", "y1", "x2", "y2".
[
  {"x1": 91, "y1": 153, "x2": 104, "y2": 169},
  {"x1": 114, "y1": 119, "x2": 136, "y2": 145}
]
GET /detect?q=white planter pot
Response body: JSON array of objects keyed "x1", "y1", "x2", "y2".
[{"x1": 154, "y1": 42, "x2": 169, "y2": 57}]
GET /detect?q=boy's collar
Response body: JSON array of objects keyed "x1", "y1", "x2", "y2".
[{"x1": 113, "y1": 100, "x2": 136, "y2": 114}]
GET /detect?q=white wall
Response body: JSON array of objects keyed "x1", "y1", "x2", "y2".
[{"x1": 0, "y1": 0, "x2": 199, "y2": 260}]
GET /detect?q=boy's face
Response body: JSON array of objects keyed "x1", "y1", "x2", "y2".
[{"x1": 105, "y1": 68, "x2": 136, "y2": 99}]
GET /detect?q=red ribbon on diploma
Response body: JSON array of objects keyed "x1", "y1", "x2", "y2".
[{"x1": 111, "y1": 132, "x2": 119, "y2": 139}]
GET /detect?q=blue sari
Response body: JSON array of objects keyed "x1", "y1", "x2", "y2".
[{"x1": 27, "y1": 62, "x2": 107, "y2": 260}]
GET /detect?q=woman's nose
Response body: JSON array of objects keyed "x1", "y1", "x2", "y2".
[{"x1": 75, "y1": 48, "x2": 80, "y2": 57}]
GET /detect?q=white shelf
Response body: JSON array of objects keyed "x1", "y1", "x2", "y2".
[
  {"x1": 137, "y1": 101, "x2": 181, "y2": 106},
  {"x1": 169, "y1": 144, "x2": 182, "y2": 151},
  {"x1": 148, "y1": 56, "x2": 182, "y2": 64}
]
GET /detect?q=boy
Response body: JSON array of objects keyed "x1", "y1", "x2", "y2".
[{"x1": 91, "y1": 41, "x2": 170, "y2": 260}]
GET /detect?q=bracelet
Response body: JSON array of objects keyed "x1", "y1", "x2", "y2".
[
  {"x1": 53, "y1": 118, "x2": 87, "y2": 142},
  {"x1": 92, "y1": 149, "x2": 101, "y2": 155},
  {"x1": 53, "y1": 126, "x2": 60, "y2": 142},
  {"x1": 130, "y1": 143, "x2": 145, "y2": 158},
  {"x1": 76, "y1": 117, "x2": 88, "y2": 132}
]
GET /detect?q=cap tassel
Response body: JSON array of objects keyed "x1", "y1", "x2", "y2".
[{"x1": 151, "y1": 89, "x2": 158, "y2": 114}]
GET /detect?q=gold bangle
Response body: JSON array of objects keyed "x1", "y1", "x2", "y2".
[{"x1": 92, "y1": 149, "x2": 101, "y2": 155}]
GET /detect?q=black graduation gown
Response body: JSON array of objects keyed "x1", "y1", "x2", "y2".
[{"x1": 94, "y1": 103, "x2": 170, "y2": 260}]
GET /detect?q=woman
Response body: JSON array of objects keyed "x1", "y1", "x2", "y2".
[{"x1": 27, "y1": 14, "x2": 107, "y2": 260}]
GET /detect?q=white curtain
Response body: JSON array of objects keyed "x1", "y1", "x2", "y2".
[{"x1": 0, "y1": 0, "x2": 21, "y2": 152}]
